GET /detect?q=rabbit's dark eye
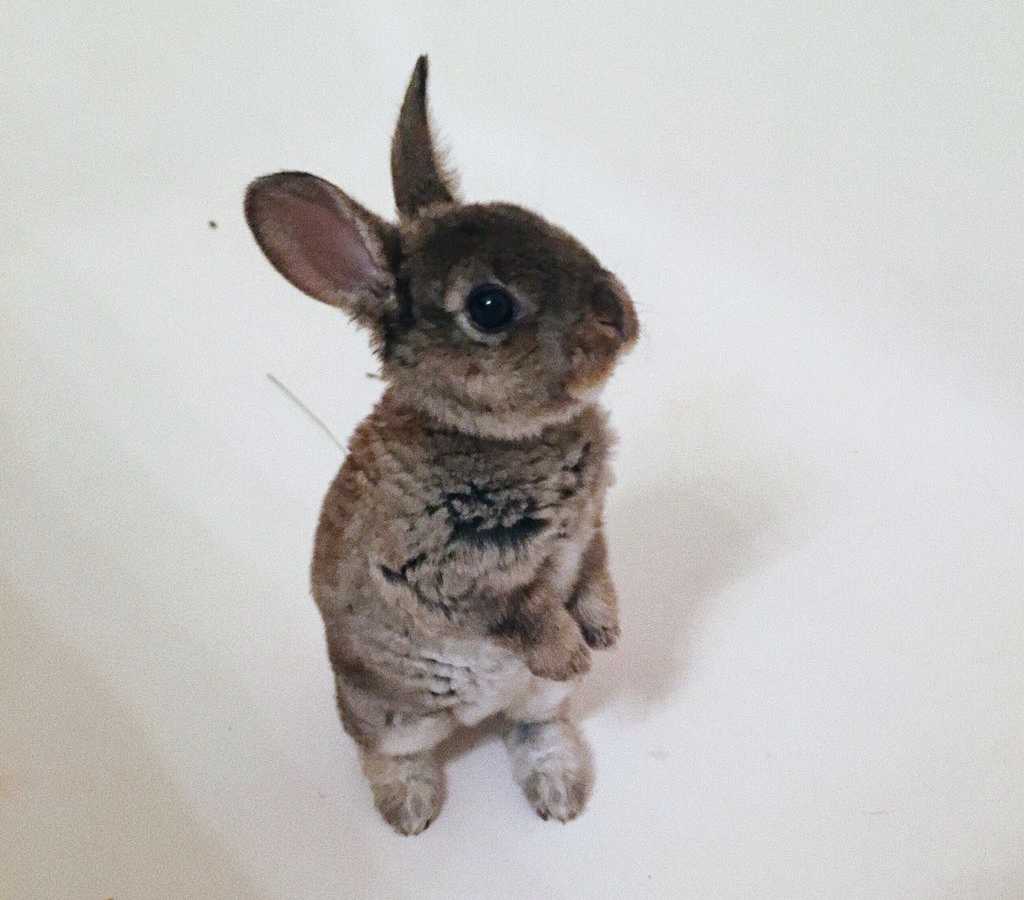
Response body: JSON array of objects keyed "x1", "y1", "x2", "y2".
[{"x1": 465, "y1": 285, "x2": 517, "y2": 333}]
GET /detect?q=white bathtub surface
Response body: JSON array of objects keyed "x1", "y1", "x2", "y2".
[{"x1": 3, "y1": 4, "x2": 1023, "y2": 898}]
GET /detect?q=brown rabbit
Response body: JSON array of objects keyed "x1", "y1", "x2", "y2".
[{"x1": 244, "y1": 56, "x2": 638, "y2": 835}]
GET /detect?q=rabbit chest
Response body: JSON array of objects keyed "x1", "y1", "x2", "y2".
[
  {"x1": 316, "y1": 402, "x2": 611, "y2": 719},
  {"x1": 365, "y1": 419, "x2": 606, "y2": 628}
]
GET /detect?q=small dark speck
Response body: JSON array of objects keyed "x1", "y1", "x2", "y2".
[
  {"x1": 208, "y1": 220, "x2": 218, "y2": 229},
  {"x1": 366, "y1": 371, "x2": 383, "y2": 380}
]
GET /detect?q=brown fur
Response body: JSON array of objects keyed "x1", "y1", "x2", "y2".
[
  {"x1": 244, "y1": 56, "x2": 638, "y2": 834},
  {"x1": 312, "y1": 393, "x2": 612, "y2": 686}
]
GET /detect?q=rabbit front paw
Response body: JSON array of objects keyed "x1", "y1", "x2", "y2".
[
  {"x1": 569, "y1": 577, "x2": 620, "y2": 650},
  {"x1": 580, "y1": 619, "x2": 620, "y2": 649},
  {"x1": 526, "y1": 631, "x2": 592, "y2": 681}
]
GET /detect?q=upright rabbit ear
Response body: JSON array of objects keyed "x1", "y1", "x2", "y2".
[
  {"x1": 244, "y1": 172, "x2": 397, "y2": 326},
  {"x1": 391, "y1": 55, "x2": 458, "y2": 219}
]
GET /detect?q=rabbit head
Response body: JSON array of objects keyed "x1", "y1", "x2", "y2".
[{"x1": 245, "y1": 56, "x2": 638, "y2": 439}]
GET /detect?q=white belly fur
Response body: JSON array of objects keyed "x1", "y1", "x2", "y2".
[
  {"x1": 428, "y1": 637, "x2": 575, "y2": 727},
  {"x1": 374, "y1": 638, "x2": 574, "y2": 756},
  {"x1": 426, "y1": 530, "x2": 588, "y2": 727}
]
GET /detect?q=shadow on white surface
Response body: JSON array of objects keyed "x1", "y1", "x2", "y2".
[
  {"x1": 2, "y1": 588, "x2": 262, "y2": 899},
  {"x1": 580, "y1": 469, "x2": 784, "y2": 720}
]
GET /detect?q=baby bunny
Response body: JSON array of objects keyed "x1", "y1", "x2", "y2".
[{"x1": 244, "y1": 56, "x2": 638, "y2": 835}]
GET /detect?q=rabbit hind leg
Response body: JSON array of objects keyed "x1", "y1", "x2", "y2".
[
  {"x1": 337, "y1": 674, "x2": 456, "y2": 835},
  {"x1": 502, "y1": 679, "x2": 593, "y2": 823}
]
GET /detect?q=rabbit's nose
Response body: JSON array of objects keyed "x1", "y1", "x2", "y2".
[{"x1": 592, "y1": 280, "x2": 639, "y2": 346}]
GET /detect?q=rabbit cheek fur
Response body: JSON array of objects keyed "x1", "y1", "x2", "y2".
[{"x1": 245, "y1": 57, "x2": 636, "y2": 834}]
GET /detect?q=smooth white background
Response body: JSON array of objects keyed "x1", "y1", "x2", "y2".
[{"x1": 3, "y1": 3, "x2": 1023, "y2": 898}]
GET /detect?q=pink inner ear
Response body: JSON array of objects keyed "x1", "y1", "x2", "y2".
[{"x1": 257, "y1": 185, "x2": 381, "y2": 301}]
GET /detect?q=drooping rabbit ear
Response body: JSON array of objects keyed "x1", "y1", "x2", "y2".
[
  {"x1": 391, "y1": 55, "x2": 458, "y2": 219},
  {"x1": 244, "y1": 172, "x2": 398, "y2": 325}
]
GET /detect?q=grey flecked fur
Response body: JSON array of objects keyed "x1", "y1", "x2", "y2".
[{"x1": 244, "y1": 56, "x2": 638, "y2": 835}]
